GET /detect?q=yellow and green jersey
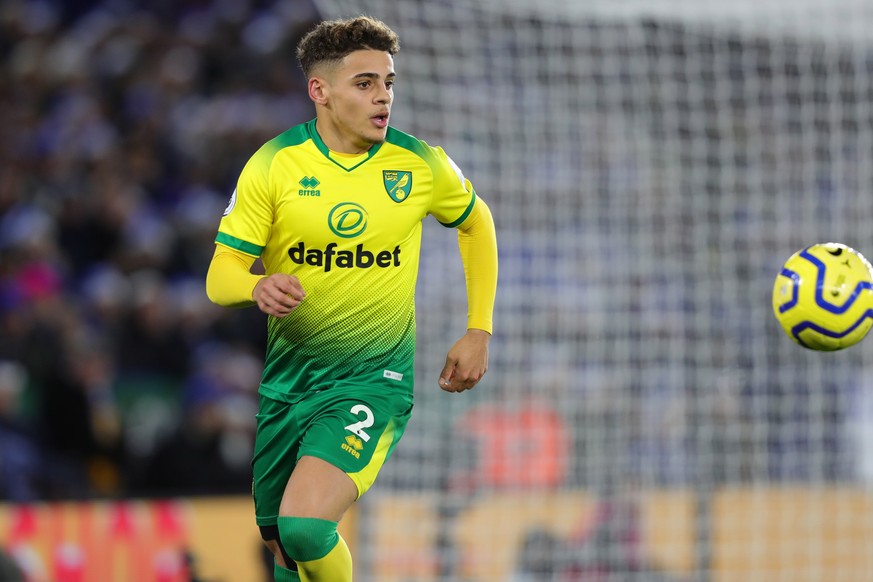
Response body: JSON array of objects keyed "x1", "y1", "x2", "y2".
[{"x1": 215, "y1": 119, "x2": 477, "y2": 403}]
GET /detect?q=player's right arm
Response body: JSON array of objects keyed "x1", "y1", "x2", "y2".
[{"x1": 206, "y1": 245, "x2": 305, "y2": 318}]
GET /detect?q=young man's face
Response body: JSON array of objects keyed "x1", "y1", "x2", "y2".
[{"x1": 313, "y1": 49, "x2": 395, "y2": 153}]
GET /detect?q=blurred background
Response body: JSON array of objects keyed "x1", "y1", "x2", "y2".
[{"x1": 2, "y1": 0, "x2": 873, "y2": 581}]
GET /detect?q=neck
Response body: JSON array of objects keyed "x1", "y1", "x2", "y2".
[{"x1": 314, "y1": 118, "x2": 373, "y2": 154}]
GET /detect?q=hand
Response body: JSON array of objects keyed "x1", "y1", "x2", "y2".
[
  {"x1": 253, "y1": 274, "x2": 306, "y2": 317},
  {"x1": 438, "y1": 328, "x2": 490, "y2": 393}
]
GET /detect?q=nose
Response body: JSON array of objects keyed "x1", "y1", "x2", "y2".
[{"x1": 375, "y1": 84, "x2": 392, "y2": 104}]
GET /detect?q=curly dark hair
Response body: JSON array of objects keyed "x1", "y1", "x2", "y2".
[{"x1": 296, "y1": 16, "x2": 400, "y2": 78}]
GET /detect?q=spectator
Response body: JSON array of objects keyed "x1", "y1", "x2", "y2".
[
  {"x1": 0, "y1": 0, "x2": 321, "y2": 499},
  {"x1": 0, "y1": 360, "x2": 44, "y2": 501}
]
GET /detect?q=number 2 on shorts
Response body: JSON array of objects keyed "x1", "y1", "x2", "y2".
[{"x1": 344, "y1": 404, "x2": 374, "y2": 442}]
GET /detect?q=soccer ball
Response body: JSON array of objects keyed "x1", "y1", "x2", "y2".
[{"x1": 772, "y1": 243, "x2": 873, "y2": 351}]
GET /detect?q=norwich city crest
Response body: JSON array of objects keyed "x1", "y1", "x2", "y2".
[{"x1": 383, "y1": 170, "x2": 412, "y2": 202}]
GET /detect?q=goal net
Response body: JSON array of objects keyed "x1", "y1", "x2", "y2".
[{"x1": 314, "y1": 1, "x2": 873, "y2": 580}]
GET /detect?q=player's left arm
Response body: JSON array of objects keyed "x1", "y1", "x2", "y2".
[{"x1": 439, "y1": 197, "x2": 498, "y2": 393}]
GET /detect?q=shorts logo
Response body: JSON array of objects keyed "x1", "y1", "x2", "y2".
[
  {"x1": 328, "y1": 202, "x2": 368, "y2": 238},
  {"x1": 383, "y1": 370, "x2": 403, "y2": 381},
  {"x1": 383, "y1": 170, "x2": 412, "y2": 203},
  {"x1": 342, "y1": 435, "x2": 364, "y2": 459}
]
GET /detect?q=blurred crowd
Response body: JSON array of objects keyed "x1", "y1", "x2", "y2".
[{"x1": 0, "y1": 0, "x2": 321, "y2": 501}]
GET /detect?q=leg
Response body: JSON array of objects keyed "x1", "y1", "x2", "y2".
[
  {"x1": 258, "y1": 388, "x2": 412, "y2": 581},
  {"x1": 277, "y1": 456, "x2": 357, "y2": 581},
  {"x1": 252, "y1": 395, "x2": 307, "y2": 581},
  {"x1": 259, "y1": 525, "x2": 301, "y2": 582}
]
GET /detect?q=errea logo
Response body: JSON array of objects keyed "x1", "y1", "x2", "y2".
[
  {"x1": 342, "y1": 435, "x2": 363, "y2": 459},
  {"x1": 298, "y1": 176, "x2": 320, "y2": 197}
]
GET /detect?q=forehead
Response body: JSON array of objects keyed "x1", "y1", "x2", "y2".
[{"x1": 336, "y1": 49, "x2": 395, "y2": 77}]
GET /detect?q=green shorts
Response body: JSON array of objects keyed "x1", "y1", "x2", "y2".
[{"x1": 252, "y1": 385, "x2": 413, "y2": 527}]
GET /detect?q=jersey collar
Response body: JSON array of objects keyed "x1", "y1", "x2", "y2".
[{"x1": 306, "y1": 119, "x2": 384, "y2": 172}]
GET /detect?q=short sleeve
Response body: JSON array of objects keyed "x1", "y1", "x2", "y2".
[
  {"x1": 428, "y1": 148, "x2": 477, "y2": 228},
  {"x1": 215, "y1": 144, "x2": 276, "y2": 256}
]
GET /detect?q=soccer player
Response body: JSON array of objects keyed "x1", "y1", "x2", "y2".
[{"x1": 204, "y1": 15, "x2": 498, "y2": 582}]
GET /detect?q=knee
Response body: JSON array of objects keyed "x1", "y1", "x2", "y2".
[{"x1": 277, "y1": 516, "x2": 340, "y2": 563}]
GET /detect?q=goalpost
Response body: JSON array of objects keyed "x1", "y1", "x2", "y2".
[{"x1": 314, "y1": 1, "x2": 873, "y2": 580}]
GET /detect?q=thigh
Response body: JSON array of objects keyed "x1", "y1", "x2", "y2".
[{"x1": 280, "y1": 455, "x2": 358, "y2": 521}]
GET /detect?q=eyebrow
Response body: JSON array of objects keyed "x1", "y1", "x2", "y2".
[{"x1": 352, "y1": 72, "x2": 396, "y2": 80}]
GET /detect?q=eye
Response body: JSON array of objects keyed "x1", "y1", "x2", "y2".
[{"x1": 357, "y1": 81, "x2": 370, "y2": 89}]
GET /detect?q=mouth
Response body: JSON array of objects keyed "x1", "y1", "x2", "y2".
[{"x1": 371, "y1": 112, "x2": 389, "y2": 129}]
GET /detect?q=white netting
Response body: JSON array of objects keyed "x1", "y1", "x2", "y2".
[{"x1": 314, "y1": 1, "x2": 873, "y2": 580}]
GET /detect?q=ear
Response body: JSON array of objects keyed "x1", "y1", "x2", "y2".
[{"x1": 308, "y1": 77, "x2": 329, "y2": 105}]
